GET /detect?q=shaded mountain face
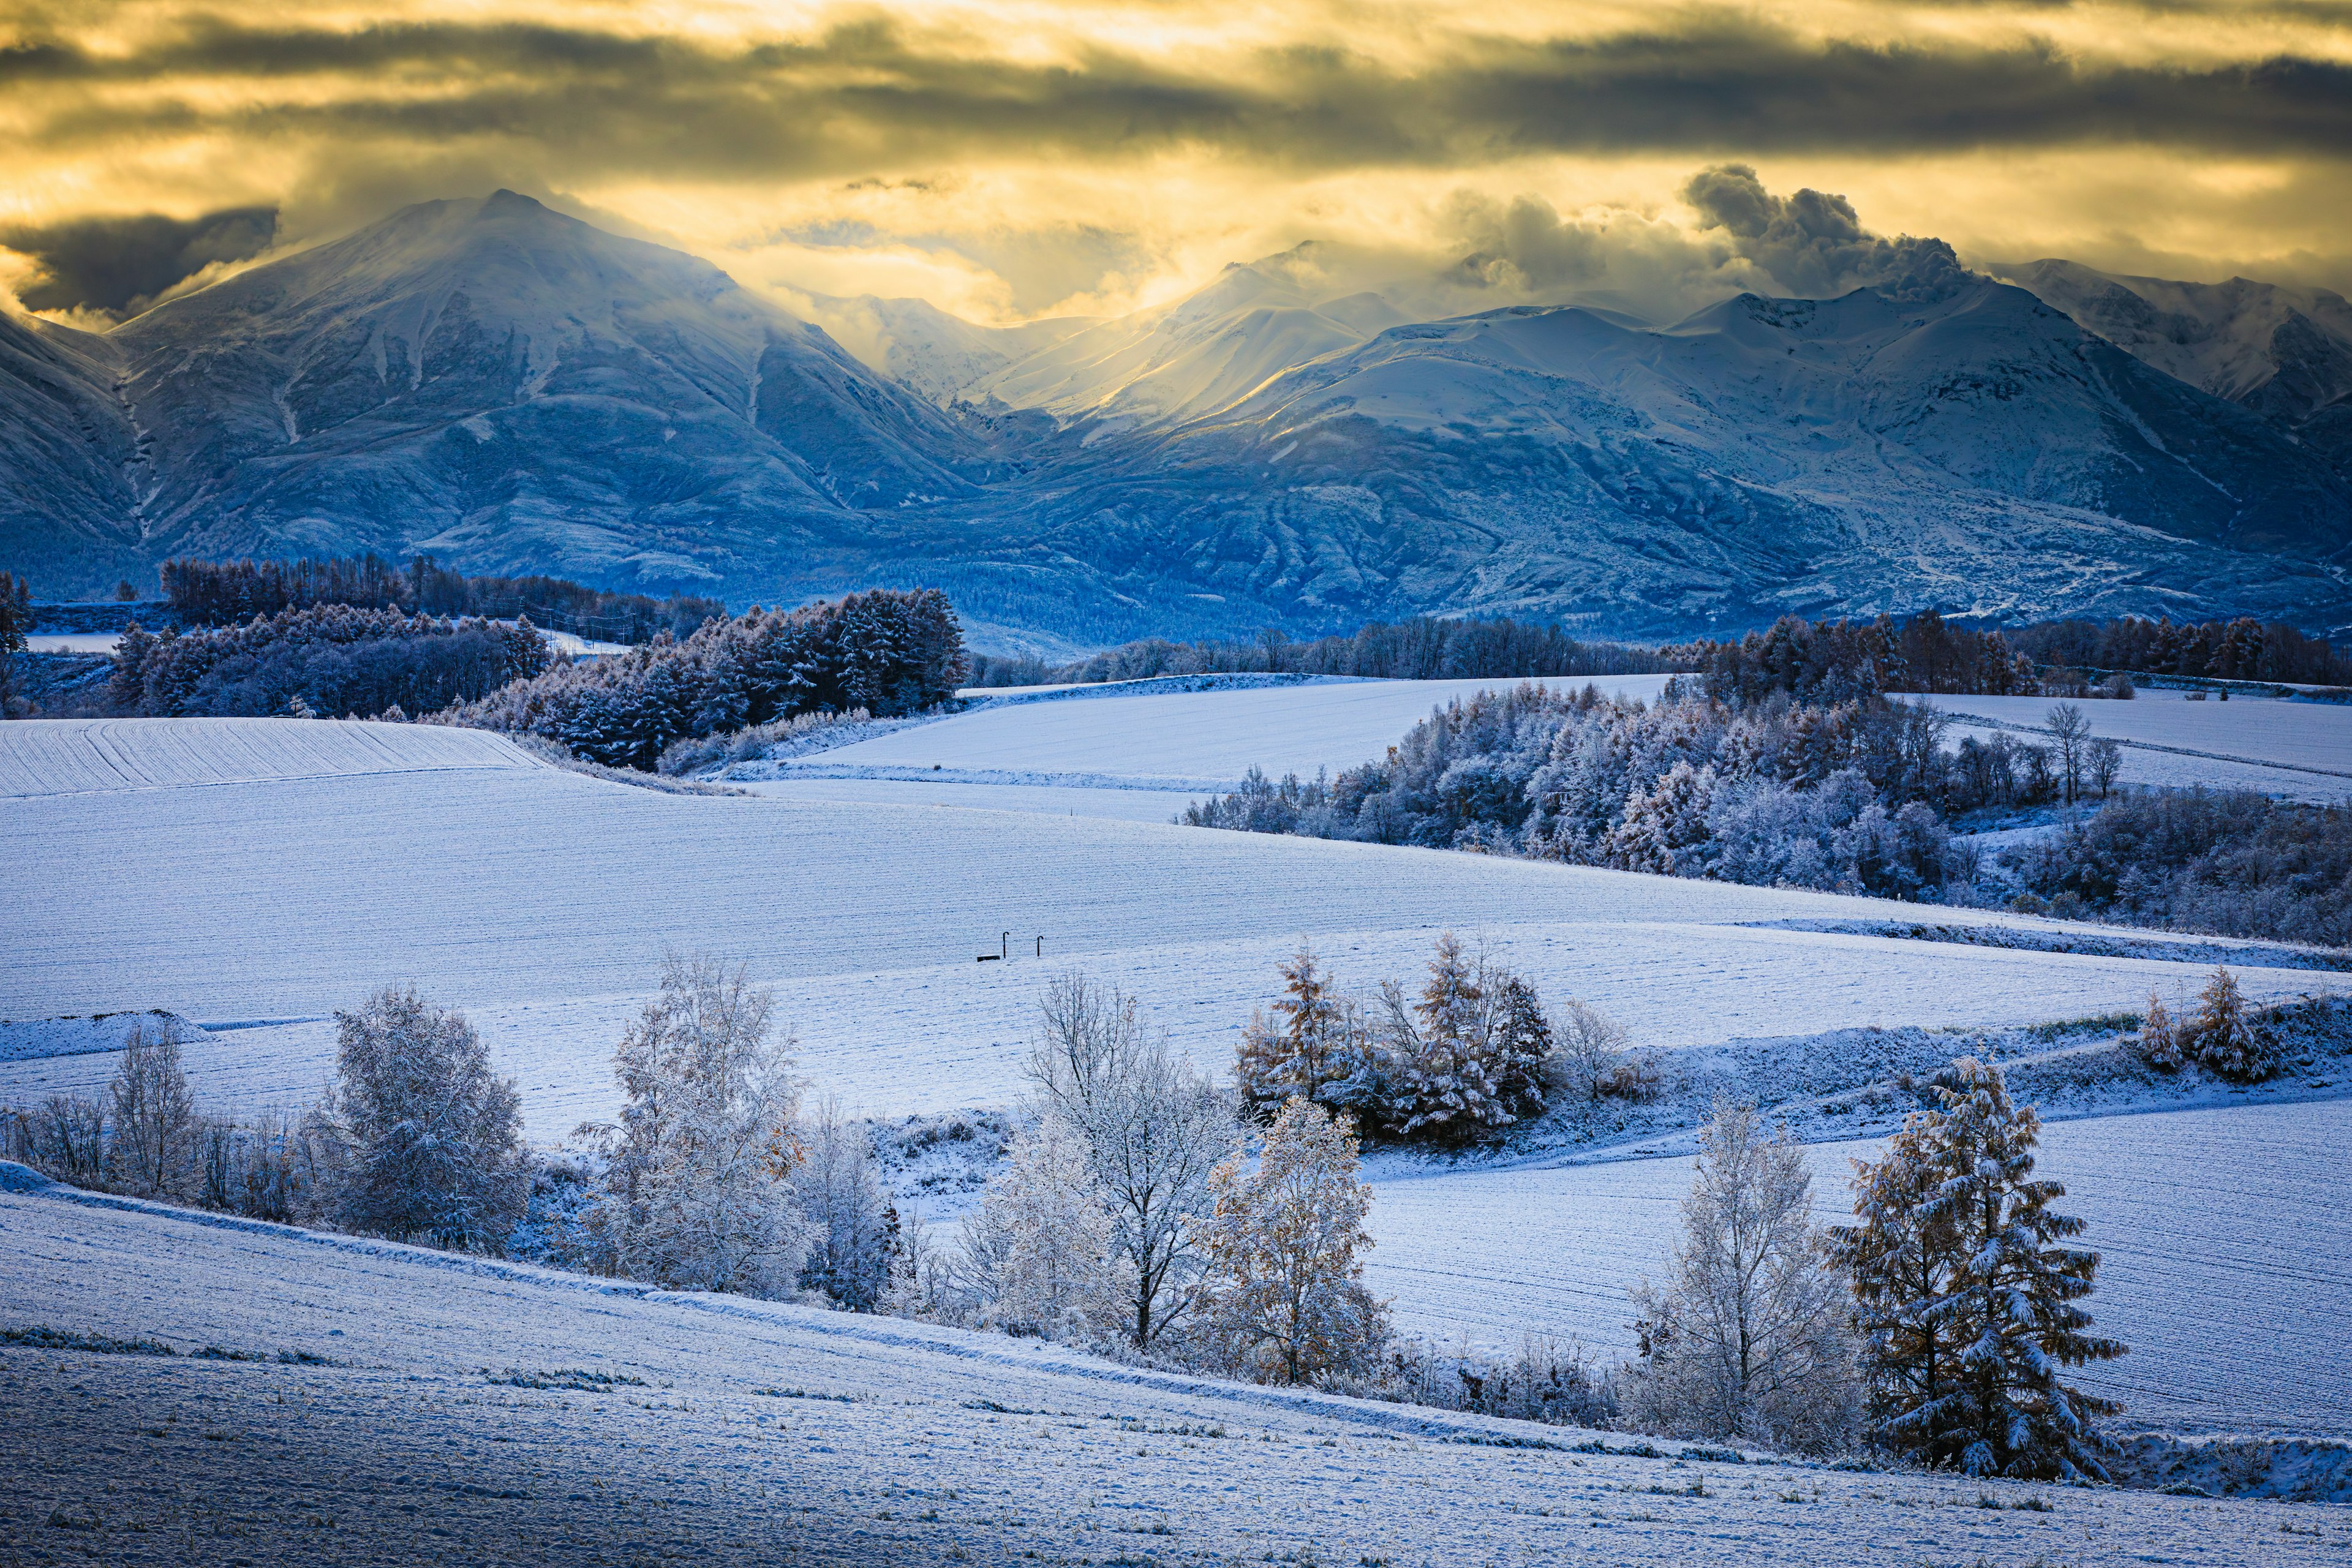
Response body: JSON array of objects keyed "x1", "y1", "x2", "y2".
[
  {"x1": 2, "y1": 191, "x2": 979, "y2": 595},
  {"x1": 952, "y1": 281, "x2": 2352, "y2": 642},
  {"x1": 4, "y1": 197, "x2": 2350, "y2": 643},
  {"x1": 1997, "y1": 259, "x2": 2352, "y2": 472}
]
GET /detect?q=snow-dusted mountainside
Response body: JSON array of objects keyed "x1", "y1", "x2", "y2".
[
  {"x1": 5, "y1": 196, "x2": 2351, "y2": 638},
  {"x1": 970, "y1": 246, "x2": 1411, "y2": 429},
  {"x1": 980, "y1": 278, "x2": 2352, "y2": 637},
  {"x1": 2, "y1": 192, "x2": 981, "y2": 594},
  {"x1": 794, "y1": 292, "x2": 1092, "y2": 406},
  {"x1": 1997, "y1": 258, "x2": 2352, "y2": 469}
]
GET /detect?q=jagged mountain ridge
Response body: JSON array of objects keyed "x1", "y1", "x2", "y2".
[
  {"x1": 3, "y1": 192, "x2": 2349, "y2": 641},
  {"x1": 1992, "y1": 259, "x2": 2352, "y2": 471}
]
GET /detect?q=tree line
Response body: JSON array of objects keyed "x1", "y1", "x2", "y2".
[
  {"x1": 4, "y1": 954, "x2": 2305, "y2": 1483},
  {"x1": 104, "y1": 604, "x2": 553, "y2": 720},
  {"x1": 157, "y1": 554, "x2": 724, "y2": 644},
  {"x1": 967, "y1": 615, "x2": 1681, "y2": 688},
  {"x1": 438, "y1": 587, "x2": 967, "y2": 771},
  {"x1": 2008, "y1": 614, "x2": 2351, "y2": 688}
]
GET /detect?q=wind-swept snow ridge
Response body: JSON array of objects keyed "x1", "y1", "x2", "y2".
[{"x1": 0, "y1": 717, "x2": 543, "y2": 798}]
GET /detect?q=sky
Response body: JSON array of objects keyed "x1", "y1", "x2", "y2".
[{"x1": 2, "y1": 0, "x2": 2349, "y2": 328}]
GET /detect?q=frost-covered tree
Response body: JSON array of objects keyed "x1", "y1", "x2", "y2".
[
  {"x1": 1627, "y1": 1099, "x2": 1859, "y2": 1453},
  {"x1": 1235, "y1": 946, "x2": 1344, "y2": 1120},
  {"x1": 960, "y1": 1114, "x2": 1120, "y2": 1336},
  {"x1": 314, "y1": 984, "x2": 526, "y2": 1250},
  {"x1": 2185, "y1": 966, "x2": 2274, "y2": 1082},
  {"x1": 1548, "y1": 997, "x2": 1632, "y2": 1102},
  {"x1": 1197, "y1": 1097, "x2": 1389, "y2": 1384},
  {"x1": 1026, "y1": 973, "x2": 1234, "y2": 1348},
  {"x1": 1833, "y1": 1058, "x2": 2124, "y2": 1480},
  {"x1": 1379, "y1": 932, "x2": 1513, "y2": 1140},
  {"x1": 108, "y1": 1022, "x2": 197, "y2": 1198},
  {"x1": 1490, "y1": 973, "x2": 1555, "y2": 1119},
  {"x1": 2134, "y1": 991, "x2": 2184, "y2": 1071},
  {"x1": 583, "y1": 954, "x2": 811, "y2": 1295},
  {"x1": 793, "y1": 1097, "x2": 896, "y2": 1310}
]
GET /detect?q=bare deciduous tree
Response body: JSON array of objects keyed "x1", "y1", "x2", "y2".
[
  {"x1": 1026, "y1": 972, "x2": 1234, "y2": 1348},
  {"x1": 108, "y1": 1022, "x2": 197, "y2": 1197},
  {"x1": 1627, "y1": 1098, "x2": 1860, "y2": 1453},
  {"x1": 2045, "y1": 704, "x2": 2092, "y2": 804}
]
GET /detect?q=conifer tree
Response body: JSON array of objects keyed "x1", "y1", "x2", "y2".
[
  {"x1": 1833, "y1": 1058, "x2": 2125, "y2": 1480},
  {"x1": 1384, "y1": 932, "x2": 1512, "y2": 1139},
  {"x1": 2135, "y1": 991, "x2": 2183, "y2": 1071},
  {"x1": 2185, "y1": 966, "x2": 2274, "y2": 1081},
  {"x1": 1197, "y1": 1097, "x2": 1389, "y2": 1384},
  {"x1": 1235, "y1": 947, "x2": 1340, "y2": 1119},
  {"x1": 314, "y1": 984, "x2": 527, "y2": 1250},
  {"x1": 1490, "y1": 973, "x2": 1555, "y2": 1118}
]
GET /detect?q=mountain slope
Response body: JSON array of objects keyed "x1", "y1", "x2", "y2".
[
  {"x1": 4, "y1": 199, "x2": 2350, "y2": 641},
  {"x1": 14, "y1": 192, "x2": 982, "y2": 593},
  {"x1": 959, "y1": 279, "x2": 2352, "y2": 638},
  {"x1": 1996, "y1": 259, "x2": 2352, "y2": 470}
]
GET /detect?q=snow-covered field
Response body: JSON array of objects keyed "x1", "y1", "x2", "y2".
[
  {"x1": 1365, "y1": 1100, "x2": 2352, "y2": 1437},
  {"x1": 6, "y1": 699, "x2": 2348, "y2": 1460},
  {"x1": 3, "y1": 1167, "x2": 2339, "y2": 1566},
  {"x1": 1903, "y1": 690, "x2": 2352, "y2": 801},
  {"x1": 4, "y1": 717, "x2": 2329, "y2": 1137}
]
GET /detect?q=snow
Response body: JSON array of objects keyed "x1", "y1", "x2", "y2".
[
  {"x1": 0, "y1": 716, "x2": 542, "y2": 797},
  {"x1": 0, "y1": 1011, "x2": 194, "y2": 1065},
  {"x1": 1, "y1": 1170, "x2": 2336, "y2": 1564},
  {"x1": 23, "y1": 632, "x2": 119, "y2": 654},
  {"x1": 1364, "y1": 1100, "x2": 2352, "y2": 1438},
  {"x1": 1901, "y1": 690, "x2": 2352, "y2": 777},
  {"x1": 733, "y1": 777, "x2": 1207, "y2": 822},
  {"x1": 766, "y1": 674, "x2": 1678, "y2": 794}
]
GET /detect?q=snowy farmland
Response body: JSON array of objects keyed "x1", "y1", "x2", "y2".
[
  {"x1": 1902, "y1": 689, "x2": 2352, "y2": 801},
  {"x1": 6, "y1": 699, "x2": 2351, "y2": 1461},
  {"x1": 3, "y1": 1167, "x2": 2342, "y2": 1566},
  {"x1": 1365, "y1": 1100, "x2": 2352, "y2": 1438}
]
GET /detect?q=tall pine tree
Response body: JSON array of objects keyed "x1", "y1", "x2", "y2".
[{"x1": 1833, "y1": 1058, "x2": 2125, "y2": 1480}]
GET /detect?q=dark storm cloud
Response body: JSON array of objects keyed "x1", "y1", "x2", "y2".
[
  {"x1": 1683, "y1": 164, "x2": 1968, "y2": 300},
  {"x1": 1, "y1": 205, "x2": 278, "y2": 314},
  {"x1": 4, "y1": 13, "x2": 2351, "y2": 173}
]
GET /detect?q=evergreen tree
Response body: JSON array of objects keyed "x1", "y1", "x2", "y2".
[
  {"x1": 1197, "y1": 1097, "x2": 1389, "y2": 1384},
  {"x1": 1384, "y1": 933, "x2": 1512, "y2": 1139},
  {"x1": 1490, "y1": 973, "x2": 1555, "y2": 1118},
  {"x1": 2135, "y1": 991, "x2": 2183, "y2": 1071},
  {"x1": 1833, "y1": 1058, "x2": 2125, "y2": 1480},
  {"x1": 2185, "y1": 966, "x2": 2274, "y2": 1082},
  {"x1": 1235, "y1": 946, "x2": 1381, "y2": 1118}
]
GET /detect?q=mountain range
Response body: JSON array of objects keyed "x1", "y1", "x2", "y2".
[{"x1": 5, "y1": 190, "x2": 2349, "y2": 648}]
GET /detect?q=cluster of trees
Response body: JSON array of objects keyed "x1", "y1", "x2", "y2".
[
  {"x1": 159, "y1": 554, "x2": 723, "y2": 644},
  {"x1": 1231, "y1": 938, "x2": 1654, "y2": 1143},
  {"x1": 2135, "y1": 968, "x2": 2284, "y2": 1080},
  {"x1": 1186, "y1": 683, "x2": 1977, "y2": 902},
  {"x1": 2008, "y1": 616, "x2": 2351, "y2": 687},
  {"x1": 105, "y1": 604, "x2": 552, "y2": 720},
  {"x1": 1627, "y1": 1063, "x2": 2125, "y2": 1479},
  {"x1": 2010, "y1": 790, "x2": 2352, "y2": 948},
  {"x1": 440, "y1": 589, "x2": 967, "y2": 771},
  {"x1": 967, "y1": 615, "x2": 1678, "y2": 688},
  {"x1": 1673, "y1": 613, "x2": 2035, "y2": 706}
]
